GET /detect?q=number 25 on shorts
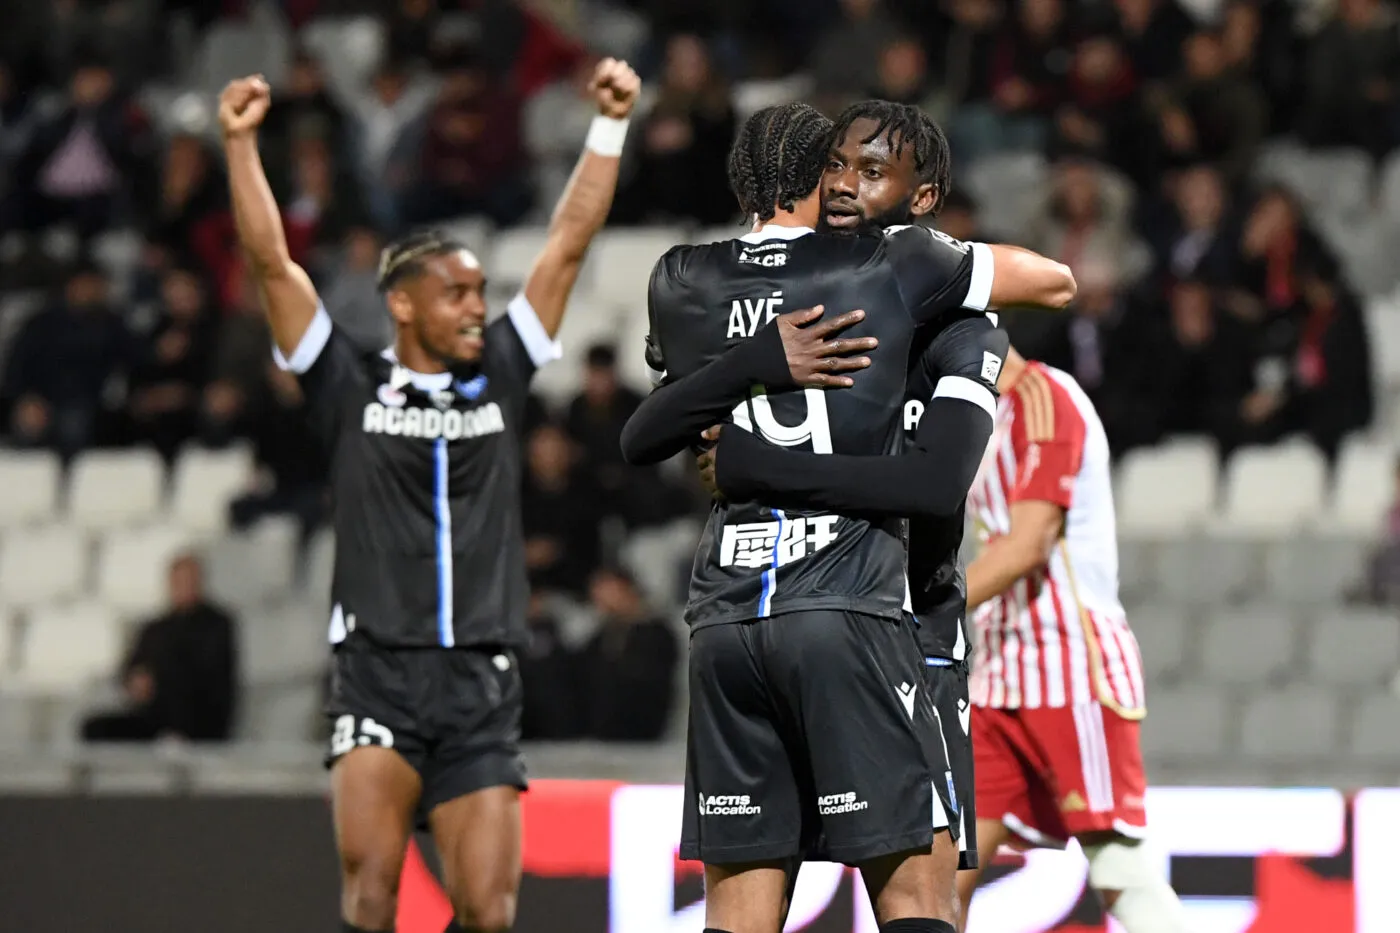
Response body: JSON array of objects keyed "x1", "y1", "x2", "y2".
[{"x1": 330, "y1": 714, "x2": 395, "y2": 756}]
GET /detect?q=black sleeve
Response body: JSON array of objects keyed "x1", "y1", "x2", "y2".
[
  {"x1": 884, "y1": 224, "x2": 995, "y2": 324},
  {"x1": 619, "y1": 323, "x2": 795, "y2": 464},
  {"x1": 714, "y1": 318, "x2": 1009, "y2": 517},
  {"x1": 275, "y1": 304, "x2": 368, "y2": 444}
]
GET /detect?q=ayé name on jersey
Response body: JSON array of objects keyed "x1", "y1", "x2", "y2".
[{"x1": 361, "y1": 401, "x2": 506, "y2": 440}]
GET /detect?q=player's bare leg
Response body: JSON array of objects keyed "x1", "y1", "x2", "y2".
[
  {"x1": 429, "y1": 785, "x2": 523, "y2": 932},
  {"x1": 954, "y1": 816, "x2": 1011, "y2": 927},
  {"x1": 857, "y1": 835, "x2": 962, "y2": 933},
  {"x1": 703, "y1": 861, "x2": 790, "y2": 933},
  {"x1": 331, "y1": 747, "x2": 422, "y2": 931}
]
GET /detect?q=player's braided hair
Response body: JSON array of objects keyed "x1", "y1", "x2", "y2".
[
  {"x1": 376, "y1": 229, "x2": 468, "y2": 292},
  {"x1": 727, "y1": 103, "x2": 834, "y2": 223},
  {"x1": 831, "y1": 100, "x2": 953, "y2": 215}
]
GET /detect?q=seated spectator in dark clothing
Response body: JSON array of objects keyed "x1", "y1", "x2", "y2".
[
  {"x1": 1050, "y1": 33, "x2": 1142, "y2": 178},
  {"x1": 127, "y1": 267, "x2": 218, "y2": 461},
  {"x1": 1221, "y1": 0, "x2": 1303, "y2": 135},
  {"x1": 1297, "y1": 0, "x2": 1400, "y2": 158},
  {"x1": 281, "y1": 134, "x2": 371, "y2": 267},
  {"x1": 577, "y1": 566, "x2": 678, "y2": 741},
  {"x1": 613, "y1": 34, "x2": 736, "y2": 226},
  {"x1": 4, "y1": 263, "x2": 137, "y2": 457},
  {"x1": 521, "y1": 422, "x2": 605, "y2": 597},
  {"x1": 229, "y1": 363, "x2": 329, "y2": 538},
  {"x1": 1284, "y1": 261, "x2": 1374, "y2": 459},
  {"x1": 1144, "y1": 163, "x2": 1233, "y2": 284},
  {"x1": 1113, "y1": 0, "x2": 1194, "y2": 85},
  {"x1": 517, "y1": 592, "x2": 583, "y2": 740},
  {"x1": 399, "y1": 47, "x2": 534, "y2": 228},
  {"x1": 933, "y1": 190, "x2": 988, "y2": 243},
  {"x1": 1156, "y1": 30, "x2": 1267, "y2": 185},
  {"x1": 3, "y1": 59, "x2": 153, "y2": 240},
  {"x1": 565, "y1": 344, "x2": 642, "y2": 489},
  {"x1": 145, "y1": 133, "x2": 231, "y2": 284},
  {"x1": 259, "y1": 49, "x2": 353, "y2": 199},
  {"x1": 82, "y1": 554, "x2": 239, "y2": 742},
  {"x1": 1222, "y1": 185, "x2": 1336, "y2": 320}
]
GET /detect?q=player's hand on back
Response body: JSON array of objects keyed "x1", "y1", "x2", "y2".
[
  {"x1": 589, "y1": 58, "x2": 641, "y2": 119},
  {"x1": 696, "y1": 425, "x2": 725, "y2": 500},
  {"x1": 776, "y1": 306, "x2": 878, "y2": 388},
  {"x1": 218, "y1": 75, "x2": 272, "y2": 139}
]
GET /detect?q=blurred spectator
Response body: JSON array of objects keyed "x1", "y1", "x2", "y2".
[
  {"x1": 81, "y1": 553, "x2": 239, "y2": 743},
  {"x1": 614, "y1": 34, "x2": 736, "y2": 225},
  {"x1": 809, "y1": 0, "x2": 902, "y2": 113},
  {"x1": 203, "y1": 268, "x2": 276, "y2": 442},
  {"x1": 321, "y1": 227, "x2": 394, "y2": 351},
  {"x1": 1221, "y1": 0, "x2": 1302, "y2": 135},
  {"x1": 518, "y1": 592, "x2": 581, "y2": 739},
  {"x1": 1051, "y1": 33, "x2": 1142, "y2": 178},
  {"x1": 522, "y1": 422, "x2": 605, "y2": 597},
  {"x1": 1155, "y1": 29, "x2": 1267, "y2": 184},
  {"x1": 350, "y1": 59, "x2": 437, "y2": 230},
  {"x1": 259, "y1": 50, "x2": 352, "y2": 197},
  {"x1": 1221, "y1": 186, "x2": 1337, "y2": 322},
  {"x1": 1112, "y1": 0, "x2": 1194, "y2": 85},
  {"x1": 388, "y1": 0, "x2": 442, "y2": 67},
  {"x1": 934, "y1": 190, "x2": 987, "y2": 242},
  {"x1": 565, "y1": 344, "x2": 642, "y2": 486},
  {"x1": 1286, "y1": 260, "x2": 1374, "y2": 459},
  {"x1": 144, "y1": 133, "x2": 234, "y2": 295},
  {"x1": 3, "y1": 263, "x2": 136, "y2": 457},
  {"x1": 1145, "y1": 163, "x2": 1233, "y2": 283},
  {"x1": 126, "y1": 267, "x2": 217, "y2": 460},
  {"x1": 229, "y1": 363, "x2": 329, "y2": 537},
  {"x1": 1363, "y1": 456, "x2": 1400, "y2": 603},
  {"x1": 577, "y1": 566, "x2": 678, "y2": 741},
  {"x1": 1297, "y1": 0, "x2": 1400, "y2": 158},
  {"x1": 281, "y1": 135, "x2": 370, "y2": 263},
  {"x1": 0, "y1": 61, "x2": 36, "y2": 172},
  {"x1": 952, "y1": 0, "x2": 1071, "y2": 162},
  {"x1": 399, "y1": 47, "x2": 533, "y2": 227},
  {"x1": 1029, "y1": 158, "x2": 1149, "y2": 304},
  {"x1": 4, "y1": 59, "x2": 153, "y2": 240}
]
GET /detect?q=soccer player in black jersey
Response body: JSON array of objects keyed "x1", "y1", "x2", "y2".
[
  {"x1": 624, "y1": 101, "x2": 1074, "y2": 933},
  {"x1": 217, "y1": 61, "x2": 639, "y2": 933}
]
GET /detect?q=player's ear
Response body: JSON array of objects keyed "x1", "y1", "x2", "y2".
[
  {"x1": 385, "y1": 288, "x2": 414, "y2": 326},
  {"x1": 910, "y1": 183, "x2": 938, "y2": 219}
]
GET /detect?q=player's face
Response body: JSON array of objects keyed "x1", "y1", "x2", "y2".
[
  {"x1": 396, "y1": 251, "x2": 489, "y2": 366},
  {"x1": 821, "y1": 117, "x2": 936, "y2": 234}
]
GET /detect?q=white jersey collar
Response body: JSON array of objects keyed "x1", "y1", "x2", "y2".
[
  {"x1": 380, "y1": 348, "x2": 453, "y2": 391},
  {"x1": 739, "y1": 224, "x2": 814, "y2": 244}
]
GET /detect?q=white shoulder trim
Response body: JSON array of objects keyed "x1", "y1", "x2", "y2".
[
  {"x1": 933, "y1": 374, "x2": 997, "y2": 419},
  {"x1": 272, "y1": 304, "x2": 333, "y2": 374},
  {"x1": 506, "y1": 292, "x2": 563, "y2": 368},
  {"x1": 964, "y1": 242, "x2": 994, "y2": 311},
  {"x1": 739, "y1": 224, "x2": 814, "y2": 244}
]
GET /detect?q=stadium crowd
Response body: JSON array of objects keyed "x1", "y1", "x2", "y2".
[{"x1": 0, "y1": 0, "x2": 1397, "y2": 743}]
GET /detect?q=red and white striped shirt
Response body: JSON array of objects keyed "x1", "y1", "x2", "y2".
[{"x1": 966, "y1": 362, "x2": 1145, "y2": 718}]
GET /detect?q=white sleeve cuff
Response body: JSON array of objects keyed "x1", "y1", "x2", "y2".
[
  {"x1": 963, "y1": 242, "x2": 995, "y2": 311},
  {"x1": 272, "y1": 304, "x2": 333, "y2": 374},
  {"x1": 933, "y1": 375, "x2": 998, "y2": 419},
  {"x1": 506, "y1": 292, "x2": 563, "y2": 368}
]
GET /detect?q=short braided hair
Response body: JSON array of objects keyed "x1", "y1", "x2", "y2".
[
  {"x1": 831, "y1": 100, "x2": 953, "y2": 214},
  {"x1": 727, "y1": 103, "x2": 834, "y2": 223},
  {"x1": 376, "y1": 229, "x2": 468, "y2": 292}
]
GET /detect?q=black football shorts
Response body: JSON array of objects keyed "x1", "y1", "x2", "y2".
[
  {"x1": 681, "y1": 610, "x2": 941, "y2": 866},
  {"x1": 325, "y1": 632, "x2": 527, "y2": 824},
  {"x1": 923, "y1": 656, "x2": 977, "y2": 870}
]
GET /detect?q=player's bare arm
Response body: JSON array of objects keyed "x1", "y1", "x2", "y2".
[
  {"x1": 984, "y1": 244, "x2": 1077, "y2": 310},
  {"x1": 218, "y1": 75, "x2": 320, "y2": 358},
  {"x1": 619, "y1": 306, "x2": 877, "y2": 465},
  {"x1": 523, "y1": 58, "x2": 640, "y2": 337},
  {"x1": 964, "y1": 499, "x2": 1065, "y2": 608}
]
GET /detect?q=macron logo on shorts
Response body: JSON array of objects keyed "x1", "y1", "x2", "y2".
[{"x1": 896, "y1": 682, "x2": 917, "y2": 719}]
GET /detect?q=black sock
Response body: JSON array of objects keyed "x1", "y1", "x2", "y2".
[
  {"x1": 342, "y1": 924, "x2": 391, "y2": 933},
  {"x1": 880, "y1": 920, "x2": 957, "y2": 933}
]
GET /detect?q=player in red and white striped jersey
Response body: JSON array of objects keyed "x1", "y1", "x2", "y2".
[{"x1": 955, "y1": 346, "x2": 1188, "y2": 932}]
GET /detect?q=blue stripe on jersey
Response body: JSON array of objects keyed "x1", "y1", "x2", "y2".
[
  {"x1": 758, "y1": 508, "x2": 783, "y2": 618},
  {"x1": 926, "y1": 657, "x2": 954, "y2": 667},
  {"x1": 433, "y1": 438, "x2": 455, "y2": 647}
]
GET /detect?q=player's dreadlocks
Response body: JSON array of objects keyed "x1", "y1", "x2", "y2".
[
  {"x1": 376, "y1": 229, "x2": 470, "y2": 292},
  {"x1": 832, "y1": 100, "x2": 953, "y2": 214},
  {"x1": 727, "y1": 102, "x2": 834, "y2": 223}
]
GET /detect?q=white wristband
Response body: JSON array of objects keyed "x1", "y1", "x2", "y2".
[{"x1": 585, "y1": 115, "x2": 629, "y2": 157}]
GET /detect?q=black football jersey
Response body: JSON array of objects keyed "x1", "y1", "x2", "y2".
[
  {"x1": 276, "y1": 294, "x2": 558, "y2": 649},
  {"x1": 647, "y1": 224, "x2": 993, "y2": 629}
]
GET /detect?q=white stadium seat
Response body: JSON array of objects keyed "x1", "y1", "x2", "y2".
[
  {"x1": 1126, "y1": 604, "x2": 1190, "y2": 683},
  {"x1": 1115, "y1": 441, "x2": 1217, "y2": 536},
  {"x1": 1329, "y1": 438, "x2": 1392, "y2": 537},
  {"x1": 68, "y1": 449, "x2": 165, "y2": 531},
  {"x1": 170, "y1": 445, "x2": 254, "y2": 533},
  {"x1": 0, "y1": 451, "x2": 61, "y2": 525},
  {"x1": 1350, "y1": 692, "x2": 1400, "y2": 761},
  {"x1": 527, "y1": 297, "x2": 625, "y2": 407},
  {"x1": 588, "y1": 228, "x2": 688, "y2": 310},
  {"x1": 1198, "y1": 606, "x2": 1298, "y2": 685},
  {"x1": 0, "y1": 524, "x2": 88, "y2": 609},
  {"x1": 488, "y1": 227, "x2": 556, "y2": 293},
  {"x1": 1217, "y1": 442, "x2": 1327, "y2": 535},
  {"x1": 1302, "y1": 608, "x2": 1400, "y2": 686},
  {"x1": 1139, "y1": 687, "x2": 1230, "y2": 760},
  {"x1": 17, "y1": 603, "x2": 120, "y2": 691},
  {"x1": 204, "y1": 518, "x2": 299, "y2": 610},
  {"x1": 1365, "y1": 298, "x2": 1400, "y2": 389},
  {"x1": 94, "y1": 525, "x2": 196, "y2": 615},
  {"x1": 1261, "y1": 536, "x2": 1369, "y2": 604},
  {"x1": 1239, "y1": 687, "x2": 1340, "y2": 762}
]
